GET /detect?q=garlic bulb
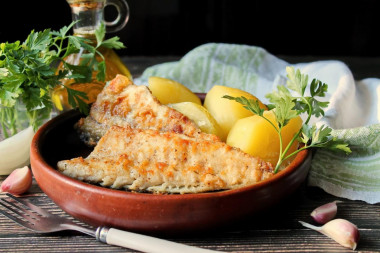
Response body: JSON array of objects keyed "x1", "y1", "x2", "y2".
[{"x1": 0, "y1": 166, "x2": 33, "y2": 195}]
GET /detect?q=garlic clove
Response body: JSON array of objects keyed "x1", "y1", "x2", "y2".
[
  {"x1": 0, "y1": 166, "x2": 33, "y2": 195},
  {"x1": 311, "y1": 200, "x2": 341, "y2": 224},
  {"x1": 299, "y1": 219, "x2": 360, "y2": 250}
]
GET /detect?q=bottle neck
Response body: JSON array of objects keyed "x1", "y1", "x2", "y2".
[{"x1": 67, "y1": 0, "x2": 105, "y2": 37}]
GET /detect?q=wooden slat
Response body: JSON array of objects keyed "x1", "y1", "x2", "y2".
[{"x1": 1, "y1": 175, "x2": 379, "y2": 252}]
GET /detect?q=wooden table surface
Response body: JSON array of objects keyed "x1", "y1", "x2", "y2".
[{"x1": 1, "y1": 55, "x2": 380, "y2": 253}]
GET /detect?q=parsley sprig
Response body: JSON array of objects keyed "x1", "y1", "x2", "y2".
[
  {"x1": 224, "y1": 66, "x2": 351, "y2": 173},
  {"x1": 0, "y1": 22, "x2": 124, "y2": 138}
]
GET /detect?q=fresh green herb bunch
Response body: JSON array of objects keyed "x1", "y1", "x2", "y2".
[
  {"x1": 0, "y1": 22, "x2": 124, "y2": 139},
  {"x1": 224, "y1": 66, "x2": 351, "y2": 173}
]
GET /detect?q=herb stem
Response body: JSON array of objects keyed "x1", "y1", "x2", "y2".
[
  {"x1": 96, "y1": 50, "x2": 105, "y2": 61},
  {"x1": 274, "y1": 159, "x2": 282, "y2": 173},
  {"x1": 8, "y1": 107, "x2": 17, "y2": 136},
  {"x1": 0, "y1": 113, "x2": 9, "y2": 139},
  {"x1": 301, "y1": 96, "x2": 313, "y2": 125},
  {"x1": 282, "y1": 127, "x2": 303, "y2": 158},
  {"x1": 282, "y1": 145, "x2": 310, "y2": 162},
  {"x1": 58, "y1": 39, "x2": 64, "y2": 57},
  {"x1": 250, "y1": 111, "x2": 287, "y2": 173},
  {"x1": 274, "y1": 127, "x2": 303, "y2": 173},
  {"x1": 52, "y1": 42, "x2": 61, "y2": 53},
  {"x1": 11, "y1": 106, "x2": 17, "y2": 135},
  {"x1": 0, "y1": 106, "x2": 18, "y2": 139},
  {"x1": 275, "y1": 129, "x2": 284, "y2": 173},
  {"x1": 262, "y1": 115, "x2": 280, "y2": 133},
  {"x1": 29, "y1": 110, "x2": 36, "y2": 131}
]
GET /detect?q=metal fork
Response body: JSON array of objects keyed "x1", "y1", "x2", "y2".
[{"x1": 0, "y1": 193, "x2": 220, "y2": 253}]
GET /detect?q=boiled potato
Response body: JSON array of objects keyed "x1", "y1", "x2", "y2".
[
  {"x1": 148, "y1": 76, "x2": 201, "y2": 105},
  {"x1": 169, "y1": 102, "x2": 223, "y2": 139},
  {"x1": 204, "y1": 85, "x2": 267, "y2": 141},
  {"x1": 226, "y1": 110, "x2": 303, "y2": 167}
]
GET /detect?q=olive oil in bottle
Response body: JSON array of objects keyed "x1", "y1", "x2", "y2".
[{"x1": 52, "y1": 0, "x2": 131, "y2": 111}]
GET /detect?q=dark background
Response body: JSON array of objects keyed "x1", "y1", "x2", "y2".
[{"x1": 2, "y1": 0, "x2": 380, "y2": 58}]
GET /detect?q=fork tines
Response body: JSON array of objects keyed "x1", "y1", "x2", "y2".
[
  {"x1": 0, "y1": 193, "x2": 46, "y2": 231},
  {"x1": 4, "y1": 193, "x2": 50, "y2": 216}
]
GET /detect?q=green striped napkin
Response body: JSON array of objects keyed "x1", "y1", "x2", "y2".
[{"x1": 135, "y1": 43, "x2": 380, "y2": 204}]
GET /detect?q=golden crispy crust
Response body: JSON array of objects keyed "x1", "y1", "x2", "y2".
[
  {"x1": 76, "y1": 75, "x2": 216, "y2": 146},
  {"x1": 58, "y1": 126, "x2": 274, "y2": 194}
]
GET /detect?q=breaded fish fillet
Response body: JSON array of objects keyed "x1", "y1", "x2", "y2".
[
  {"x1": 76, "y1": 74, "x2": 208, "y2": 146},
  {"x1": 58, "y1": 126, "x2": 274, "y2": 194}
]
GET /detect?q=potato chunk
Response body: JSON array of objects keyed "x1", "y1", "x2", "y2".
[
  {"x1": 148, "y1": 76, "x2": 201, "y2": 105},
  {"x1": 204, "y1": 85, "x2": 267, "y2": 141},
  {"x1": 226, "y1": 110, "x2": 303, "y2": 166},
  {"x1": 169, "y1": 102, "x2": 223, "y2": 139}
]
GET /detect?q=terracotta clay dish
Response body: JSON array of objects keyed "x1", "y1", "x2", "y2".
[{"x1": 30, "y1": 109, "x2": 311, "y2": 234}]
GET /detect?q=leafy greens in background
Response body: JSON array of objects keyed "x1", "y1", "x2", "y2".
[
  {"x1": 224, "y1": 66, "x2": 351, "y2": 173},
  {"x1": 0, "y1": 22, "x2": 124, "y2": 138}
]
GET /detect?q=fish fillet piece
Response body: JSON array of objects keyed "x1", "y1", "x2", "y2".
[
  {"x1": 76, "y1": 74, "x2": 211, "y2": 146},
  {"x1": 58, "y1": 126, "x2": 274, "y2": 194}
]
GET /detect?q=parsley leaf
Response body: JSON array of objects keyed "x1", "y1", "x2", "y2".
[
  {"x1": 101, "y1": 37, "x2": 125, "y2": 49},
  {"x1": 95, "y1": 22, "x2": 106, "y2": 46},
  {"x1": 66, "y1": 87, "x2": 89, "y2": 115},
  {"x1": 265, "y1": 84, "x2": 299, "y2": 128},
  {"x1": 286, "y1": 66, "x2": 308, "y2": 95},
  {"x1": 286, "y1": 67, "x2": 329, "y2": 122},
  {"x1": 300, "y1": 124, "x2": 351, "y2": 154},
  {"x1": 96, "y1": 61, "x2": 106, "y2": 82},
  {"x1": 222, "y1": 95, "x2": 265, "y2": 116}
]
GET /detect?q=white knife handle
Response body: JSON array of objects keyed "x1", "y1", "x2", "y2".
[{"x1": 96, "y1": 227, "x2": 222, "y2": 253}]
